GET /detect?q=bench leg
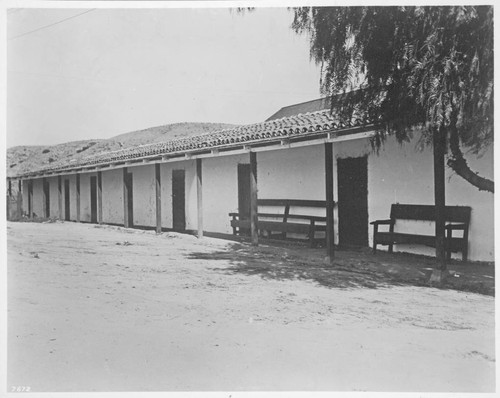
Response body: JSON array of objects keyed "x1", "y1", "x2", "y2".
[
  {"x1": 309, "y1": 221, "x2": 315, "y2": 248},
  {"x1": 372, "y1": 225, "x2": 378, "y2": 254},
  {"x1": 388, "y1": 243, "x2": 394, "y2": 254}
]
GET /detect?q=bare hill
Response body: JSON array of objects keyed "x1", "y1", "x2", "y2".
[{"x1": 7, "y1": 122, "x2": 235, "y2": 178}]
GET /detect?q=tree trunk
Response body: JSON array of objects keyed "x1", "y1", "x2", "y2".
[
  {"x1": 447, "y1": 127, "x2": 494, "y2": 193},
  {"x1": 433, "y1": 127, "x2": 447, "y2": 271}
]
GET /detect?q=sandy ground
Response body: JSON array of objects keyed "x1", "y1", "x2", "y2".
[{"x1": 7, "y1": 221, "x2": 495, "y2": 392}]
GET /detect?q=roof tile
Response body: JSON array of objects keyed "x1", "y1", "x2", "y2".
[{"x1": 20, "y1": 108, "x2": 377, "y2": 177}]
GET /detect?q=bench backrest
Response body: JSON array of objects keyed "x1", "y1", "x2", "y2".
[
  {"x1": 390, "y1": 204, "x2": 471, "y2": 223},
  {"x1": 258, "y1": 199, "x2": 326, "y2": 208}
]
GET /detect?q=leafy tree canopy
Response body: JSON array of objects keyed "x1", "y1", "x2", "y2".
[{"x1": 292, "y1": 6, "x2": 493, "y2": 192}]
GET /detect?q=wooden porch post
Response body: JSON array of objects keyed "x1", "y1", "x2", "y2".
[
  {"x1": 76, "y1": 174, "x2": 81, "y2": 222},
  {"x1": 196, "y1": 158, "x2": 203, "y2": 238},
  {"x1": 155, "y1": 163, "x2": 162, "y2": 234},
  {"x1": 123, "y1": 167, "x2": 130, "y2": 228},
  {"x1": 97, "y1": 171, "x2": 103, "y2": 224},
  {"x1": 325, "y1": 142, "x2": 335, "y2": 262},
  {"x1": 58, "y1": 175, "x2": 63, "y2": 220},
  {"x1": 431, "y1": 127, "x2": 447, "y2": 282},
  {"x1": 249, "y1": 151, "x2": 258, "y2": 246},
  {"x1": 8, "y1": 179, "x2": 12, "y2": 197}
]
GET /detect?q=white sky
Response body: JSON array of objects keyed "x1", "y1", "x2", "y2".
[{"x1": 6, "y1": 7, "x2": 322, "y2": 148}]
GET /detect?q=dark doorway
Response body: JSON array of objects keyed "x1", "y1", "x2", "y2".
[
  {"x1": 28, "y1": 180, "x2": 33, "y2": 217},
  {"x1": 237, "y1": 163, "x2": 251, "y2": 235},
  {"x1": 172, "y1": 169, "x2": 185, "y2": 231},
  {"x1": 43, "y1": 179, "x2": 50, "y2": 218},
  {"x1": 125, "y1": 172, "x2": 134, "y2": 227},
  {"x1": 64, "y1": 179, "x2": 70, "y2": 221},
  {"x1": 337, "y1": 156, "x2": 368, "y2": 247},
  {"x1": 90, "y1": 176, "x2": 97, "y2": 223}
]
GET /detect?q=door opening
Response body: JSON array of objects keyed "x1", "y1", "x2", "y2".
[
  {"x1": 237, "y1": 164, "x2": 251, "y2": 235},
  {"x1": 28, "y1": 180, "x2": 33, "y2": 217},
  {"x1": 172, "y1": 169, "x2": 185, "y2": 231},
  {"x1": 125, "y1": 172, "x2": 134, "y2": 227},
  {"x1": 43, "y1": 179, "x2": 50, "y2": 218},
  {"x1": 90, "y1": 176, "x2": 97, "y2": 223},
  {"x1": 64, "y1": 179, "x2": 70, "y2": 221},
  {"x1": 337, "y1": 156, "x2": 369, "y2": 247}
]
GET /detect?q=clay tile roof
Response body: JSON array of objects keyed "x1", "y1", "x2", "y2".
[{"x1": 19, "y1": 108, "x2": 378, "y2": 177}]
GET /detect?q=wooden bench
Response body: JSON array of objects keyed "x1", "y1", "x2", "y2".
[
  {"x1": 229, "y1": 199, "x2": 329, "y2": 247},
  {"x1": 371, "y1": 204, "x2": 471, "y2": 261}
]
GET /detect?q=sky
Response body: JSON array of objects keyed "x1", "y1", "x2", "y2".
[{"x1": 6, "y1": 6, "x2": 322, "y2": 148}]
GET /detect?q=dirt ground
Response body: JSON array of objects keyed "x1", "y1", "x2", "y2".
[{"x1": 7, "y1": 221, "x2": 495, "y2": 392}]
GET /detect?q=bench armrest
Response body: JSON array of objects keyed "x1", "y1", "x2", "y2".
[
  {"x1": 370, "y1": 219, "x2": 392, "y2": 225},
  {"x1": 228, "y1": 212, "x2": 239, "y2": 217}
]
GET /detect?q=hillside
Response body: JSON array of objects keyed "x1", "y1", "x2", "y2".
[{"x1": 7, "y1": 122, "x2": 235, "y2": 178}]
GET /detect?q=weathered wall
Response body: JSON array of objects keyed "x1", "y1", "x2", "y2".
[
  {"x1": 258, "y1": 146, "x2": 333, "y2": 241},
  {"x1": 31, "y1": 178, "x2": 44, "y2": 217},
  {"x1": 362, "y1": 135, "x2": 494, "y2": 262},
  {"x1": 102, "y1": 169, "x2": 124, "y2": 225},
  {"x1": 203, "y1": 154, "x2": 248, "y2": 234},
  {"x1": 129, "y1": 165, "x2": 156, "y2": 227},
  {"x1": 48, "y1": 176, "x2": 59, "y2": 218},
  {"x1": 64, "y1": 174, "x2": 77, "y2": 221},
  {"x1": 79, "y1": 172, "x2": 96, "y2": 222},
  {"x1": 22, "y1": 180, "x2": 29, "y2": 216},
  {"x1": 200, "y1": 137, "x2": 493, "y2": 261},
  {"x1": 20, "y1": 130, "x2": 493, "y2": 261}
]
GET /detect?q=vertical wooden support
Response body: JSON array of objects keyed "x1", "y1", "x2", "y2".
[
  {"x1": 97, "y1": 171, "x2": 103, "y2": 224},
  {"x1": 42, "y1": 177, "x2": 47, "y2": 218},
  {"x1": 123, "y1": 167, "x2": 129, "y2": 228},
  {"x1": 433, "y1": 127, "x2": 447, "y2": 272},
  {"x1": 325, "y1": 142, "x2": 335, "y2": 261},
  {"x1": 196, "y1": 158, "x2": 203, "y2": 238},
  {"x1": 76, "y1": 174, "x2": 81, "y2": 222},
  {"x1": 17, "y1": 180, "x2": 23, "y2": 218},
  {"x1": 8, "y1": 179, "x2": 12, "y2": 197},
  {"x1": 155, "y1": 163, "x2": 162, "y2": 234},
  {"x1": 249, "y1": 152, "x2": 258, "y2": 246},
  {"x1": 58, "y1": 175, "x2": 63, "y2": 220}
]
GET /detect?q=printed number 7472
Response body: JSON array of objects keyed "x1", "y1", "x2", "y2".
[{"x1": 11, "y1": 386, "x2": 31, "y2": 392}]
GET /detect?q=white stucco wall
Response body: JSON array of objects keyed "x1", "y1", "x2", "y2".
[
  {"x1": 31, "y1": 178, "x2": 44, "y2": 217},
  {"x1": 79, "y1": 172, "x2": 96, "y2": 222},
  {"x1": 160, "y1": 163, "x2": 173, "y2": 229},
  {"x1": 130, "y1": 165, "x2": 156, "y2": 227},
  {"x1": 201, "y1": 137, "x2": 493, "y2": 261},
  {"x1": 22, "y1": 180, "x2": 30, "y2": 216},
  {"x1": 63, "y1": 174, "x2": 77, "y2": 221},
  {"x1": 20, "y1": 130, "x2": 493, "y2": 262},
  {"x1": 203, "y1": 154, "x2": 248, "y2": 234},
  {"x1": 364, "y1": 135, "x2": 494, "y2": 261},
  {"x1": 47, "y1": 176, "x2": 59, "y2": 218},
  {"x1": 102, "y1": 169, "x2": 124, "y2": 225},
  {"x1": 258, "y1": 146, "x2": 333, "y2": 241}
]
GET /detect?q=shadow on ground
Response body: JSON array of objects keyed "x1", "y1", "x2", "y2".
[{"x1": 187, "y1": 240, "x2": 494, "y2": 296}]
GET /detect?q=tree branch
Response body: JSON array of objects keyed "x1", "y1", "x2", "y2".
[{"x1": 447, "y1": 128, "x2": 494, "y2": 193}]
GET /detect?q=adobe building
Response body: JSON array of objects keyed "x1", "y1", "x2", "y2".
[{"x1": 7, "y1": 99, "x2": 494, "y2": 262}]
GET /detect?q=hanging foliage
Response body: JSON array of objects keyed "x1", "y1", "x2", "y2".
[{"x1": 292, "y1": 6, "x2": 493, "y2": 192}]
